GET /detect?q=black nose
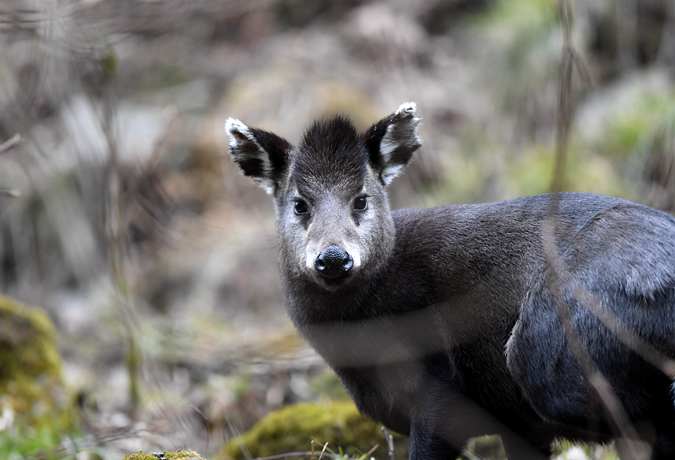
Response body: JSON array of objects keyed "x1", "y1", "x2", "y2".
[{"x1": 315, "y1": 245, "x2": 353, "y2": 279}]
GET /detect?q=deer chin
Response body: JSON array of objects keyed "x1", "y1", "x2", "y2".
[{"x1": 307, "y1": 270, "x2": 358, "y2": 292}]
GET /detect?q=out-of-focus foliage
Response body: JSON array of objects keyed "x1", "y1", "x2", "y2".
[
  {"x1": 0, "y1": 423, "x2": 95, "y2": 460},
  {"x1": 309, "y1": 370, "x2": 351, "y2": 401},
  {"x1": 0, "y1": 0, "x2": 673, "y2": 458},
  {"x1": 504, "y1": 144, "x2": 624, "y2": 197},
  {"x1": 438, "y1": 0, "x2": 675, "y2": 208}
]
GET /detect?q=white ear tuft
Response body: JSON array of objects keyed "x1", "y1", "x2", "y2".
[
  {"x1": 381, "y1": 102, "x2": 422, "y2": 162},
  {"x1": 225, "y1": 117, "x2": 248, "y2": 133},
  {"x1": 224, "y1": 117, "x2": 276, "y2": 194},
  {"x1": 364, "y1": 102, "x2": 422, "y2": 186},
  {"x1": 396, "y1": 101, "x2": 417, "y2": 116},
  {"x1": 225, "y1": 117, "x2": 255, "y2": 146}
]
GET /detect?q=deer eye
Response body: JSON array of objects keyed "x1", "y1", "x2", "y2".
[
  {"x1": 353, "y1": 195, "x2": 368, "y2": 211},
  {"x1": 293, "y1": 199, "x2": 309, "y2": 215}
]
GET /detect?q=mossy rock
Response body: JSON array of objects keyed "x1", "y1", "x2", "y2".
[
  {"x1": 0, "y1": 295, "x2": 66, "y2": 424},
  {"x1": 125, "y1": 451, "x2": 204, "y2": 460},
  {"x1": 220, "y1": 401, "x2": 403, "y2": 460}
]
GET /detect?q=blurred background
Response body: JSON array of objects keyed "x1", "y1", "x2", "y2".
[{"x1": 0, "y1": 0, "x2": 674, "y2": 459}]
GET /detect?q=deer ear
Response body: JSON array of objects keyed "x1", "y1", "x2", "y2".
[
  {"x1": 225, "y1": 118, "x2": 291, "y2": 194},
  {"x1": 362, "y1": 102, "x2": 422, "y2": 186}
]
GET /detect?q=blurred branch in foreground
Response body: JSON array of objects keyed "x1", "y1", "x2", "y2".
[
  {"x1": 0, "y1": 134, "x2": 21, "y2": 155},
  {"x1": 544, "y1": 1, "x2": 673, "y2": 459},
  {"x1": 547, "y1": 0, "x2": 640, "y2": 452}
]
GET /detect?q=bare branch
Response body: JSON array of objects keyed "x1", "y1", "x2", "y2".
[
  {"x1": 546, "y1": 1, "x2": 645, "y2": 456},
  {"x1": 381, "y1": 426, "x2": 395, "y2": 460},
  {"x1": 0, "y1": 134, "x2": 21, "y2": 155},
  {"x1": 0, "y1": 188, "x2": 20, "y2": 198}
]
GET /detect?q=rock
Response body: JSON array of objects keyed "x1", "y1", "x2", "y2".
[
  {"x1": 124, "y1": 451, "x2": 204, "y2": 460},
  {"x1": 0, "y1": 295, "x2": 67, "y2": 425},
  {"x1": 220, "y1": 401, "x2": 404, "y2": 460}
]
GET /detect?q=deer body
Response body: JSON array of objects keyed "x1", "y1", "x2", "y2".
[{"x1": 226, "y1": 104, "x2": 675, "y2": 459}]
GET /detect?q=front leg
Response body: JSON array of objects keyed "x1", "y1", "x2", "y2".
[
  {"x1": 409, "y1": 415, "x2": 463, "y2": 460},
  {"x1": 409, "y1": 386, "x2": 471, "y2": 460},
  {"x1": 410, "y1": 385, "x2": 550, "y2": 460}
]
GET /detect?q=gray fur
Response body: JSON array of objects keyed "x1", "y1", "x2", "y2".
[{"x1": 226, "y1": 105, "x2": 675, "y2": 460}]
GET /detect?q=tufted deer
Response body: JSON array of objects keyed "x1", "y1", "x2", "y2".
[{"x1": 225, "y1": 103, "x2": 675, "y2": 459}]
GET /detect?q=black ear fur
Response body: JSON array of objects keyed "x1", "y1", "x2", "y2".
[
  {"x1": 362, "y1": 102, "x2": 422, "y2": 186},
  {"x1": 225, "y1": 118, "x2": 291, "y2": 194}
]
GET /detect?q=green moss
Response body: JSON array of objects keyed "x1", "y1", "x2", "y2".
[
  {"x1": 220, "y1": 401, "x2": 395, "y2": 460},
  {"x1": 124, "y1": 451, "x2": 204, "y2": 460},
  {"x1": 0, "y1": 295, "x2": 65, "y2": 424},
  {"x1": 0, "y1": 295, "x2": 78, "y2": 458}
]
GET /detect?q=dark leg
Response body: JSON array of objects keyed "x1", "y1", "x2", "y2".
[
  {"x1": 409, "y1": 417, "x2": 463, "y2": 460},
  {"x1": 501, "y1": 433, "x2": 551, "y2": 460},
  {"x1": 410, "y1": 385, "x2": 549, "y2": 460}
]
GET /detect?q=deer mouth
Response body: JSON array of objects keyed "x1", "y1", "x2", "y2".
[{"x1": 312, "y1": 271, "x2": 354, "y2": 291}]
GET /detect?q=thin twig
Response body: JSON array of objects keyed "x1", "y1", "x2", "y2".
[
  {"x1": 0, "y1": 188, "x2": 20, "y2": 197},
  {"x1": 541, "y1": 222, "x2": 641, "y2": 445},
  {"x1": 381, "y1": 426, "x2": 395, "y2": 460},
  {"x1": 0, "y1": 134, "x2": 21, "y2": 154},
  {"x1": 360, "y1": 443, "x2": 379, "y2": 459},
  {"x1": 99, "y1": 81, "x2": 142, "y2": 416},
  {"x1": 547, "y1": 1, "x2": 643, "y2": 457},
  {"x1": 317, "y1": 442, "x2": 329, "y2": 460}
]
